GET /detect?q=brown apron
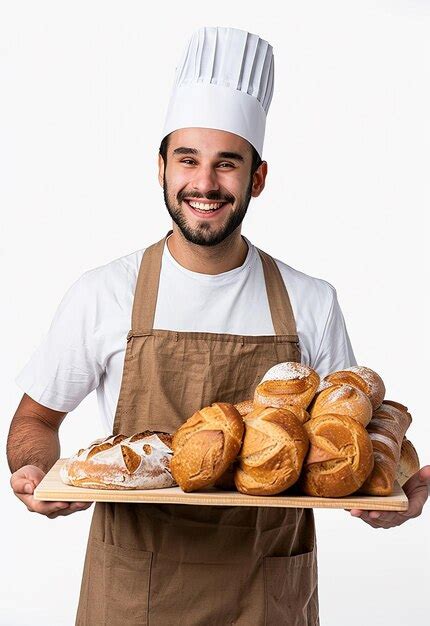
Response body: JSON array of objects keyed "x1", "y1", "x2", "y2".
[{"x1": 76, "y1": 232, "x2": 319, "y2": 626}]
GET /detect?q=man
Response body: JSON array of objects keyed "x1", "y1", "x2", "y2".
[{"x1": 8, "y1": 26, "x2": 430, "y2": 625}]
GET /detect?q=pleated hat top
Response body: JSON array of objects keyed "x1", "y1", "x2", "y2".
[{"x1": 162, "y1": 26, "x2": 274, "y2": 157}]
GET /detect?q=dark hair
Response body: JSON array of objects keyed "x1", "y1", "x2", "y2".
[{"x1": 159, "y1": 133, "x2": 262, "y2": 176}]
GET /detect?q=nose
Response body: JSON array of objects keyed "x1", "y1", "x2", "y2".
[{"x1": 190, "y1": 164, "x2": 220, "y2": 195}]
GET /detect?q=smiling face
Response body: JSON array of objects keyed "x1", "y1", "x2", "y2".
[{"x1": 158, "y1": 128, "x2": 267, "y2": 246}]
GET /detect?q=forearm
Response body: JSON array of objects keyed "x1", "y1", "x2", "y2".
[{"x1": 7, "y1": 415, "x2": 60, "y2": 474}]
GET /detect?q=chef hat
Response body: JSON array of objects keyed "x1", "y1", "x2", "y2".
[{"x1": 162, "y1": 26, "x2": 274, "y2": 158}]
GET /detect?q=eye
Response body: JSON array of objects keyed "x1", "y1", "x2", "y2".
[
  {"x1": 218, "y1": 162, "x2": 235, "y2": 169},
  {"x1": 181, "y1": 159, "x2": 196, "y2": 166}
]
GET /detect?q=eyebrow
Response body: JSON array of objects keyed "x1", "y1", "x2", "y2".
[{"x1": 172, "y1": 147, "x2": 245, "y2": 163}]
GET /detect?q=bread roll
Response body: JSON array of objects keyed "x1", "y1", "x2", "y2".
[
  {"x1": 299, "y1": 414, "x2": 374, "y2": 497},
  {"x1": 60, "y1": 431, "x2": 176, "y2": 489},
  {"x1": 171, "y1": 402, "x2": 244, "y2": 492},
  {"x1": 358, "y1": 401, "x2": 412, "y2": 495},
  {"x1": 254, "y1": 362, "x2": 320, "y2": 411},
  {"x1": 396, "y1": 437, "x2": 420, "y2": 487},
  {"x1": 234, "y1": 399, "x2": 255, "y2": 417},
  {"x1": 234, "y1": 406, "x2": 309, "y2": 496},
  {"x1": 309, "y1": 384, "x2": 373, "y2": 427},
  {"x1": 323, "y1": 365, "x2": 385, "y2": 410}
]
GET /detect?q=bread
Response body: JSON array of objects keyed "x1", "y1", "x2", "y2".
[
  {"x1": 254, "y1": 362, "x2": 320, "y2": 411},
  {"x1": 323, "y1": 366, "x2": 385, "y2": 410},
  {"x1": 60, "y1": 431, "x2": 176, "y2": 489},
  {"x1": 234, "y1": 406, "x2": 309, "y2": 496},
  {"x1": 309, "y1": 384, "x2": 373, "y2": 427},
  {"x1": 299, "y1": 414, "x2": 374, "y2": 497},
  {"x1": 234, "y1": 399, "x2": 255, "y2": 417},
  {"x1": 358, "y1": 400, "x2": 412, "y2": 495},
  {"x1": 396, "y1": 437, "x2": 420, "y2": 487},
  {"x1": 171, "y1": 402, "x2": 244, "y2": 492}
]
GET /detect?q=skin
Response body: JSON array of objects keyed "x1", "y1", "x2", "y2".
[
  {"x1": 158, "y1": 127, "x2": 267, "y2": 275},
  {"x1": 8, "y1": 126, "x2": 430, "y2": 526}
]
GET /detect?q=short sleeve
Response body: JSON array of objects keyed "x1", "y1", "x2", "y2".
[
  {"x1": 312, "y1": 284, "x2": 357, "y2": 378},
  {"x1": 15, "y1": 272, "x2": 104, "y2": 412}
]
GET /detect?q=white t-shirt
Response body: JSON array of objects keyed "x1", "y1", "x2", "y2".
[{"x1": 15, "y1": 235, "x2": 357, "y2": 435}]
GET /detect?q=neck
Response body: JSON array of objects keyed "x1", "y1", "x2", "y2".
[{"x1": 167, "y1": 225, "x2": 249, "y2": 275}]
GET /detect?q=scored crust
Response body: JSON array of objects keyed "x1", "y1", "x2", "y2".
[
  {"x1": 309, "y1": 384, "x2": 373, "y2": 427},
  {"x1": 234, "y1": 406, "x2": 309, "y2": 496},
  {"x1": 324, "y1": 366, "x2": 385, "y2": 411},
  {"x1": 299, "y1": 414, "x2": 374, "y2": 497},
  {"x1": 254, "y1": 362, "x2": 320, "y2": 410},
  {"x1": 60, "y1": 431, "x2": 176, "y2": 490},
  {"x1": 171, "y1": 402, "x2": 244, "y2": 492}
]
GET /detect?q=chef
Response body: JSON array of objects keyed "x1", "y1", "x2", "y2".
[{"x1": 8, "y1": 26, "x2": 430, "y2": 626}]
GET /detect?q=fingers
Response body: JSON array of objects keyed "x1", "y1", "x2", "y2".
[
  {"x1": 10, "y1": 465, "x2": 45, "y2": 495},
  {"x1": 46, "y1": 502, "x2": 93, "y2": 519}
]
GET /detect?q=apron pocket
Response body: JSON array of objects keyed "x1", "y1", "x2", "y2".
[
  {"x1": 263, "y1": 547, "x2": 319, "y2": 626},
  {"x1": 90, "y1": 538, "x2": 153, "y2": 626}
]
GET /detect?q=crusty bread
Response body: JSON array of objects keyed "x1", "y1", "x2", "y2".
[
  {"x1": 358, "y1": 400, "x2": 412, "y2": 495},
  {"x1": 309, "y1": 384, "x2": 373, "y2": 427},
  {"x1": 324, "y1": 366, "x2": 385, "y2": 411},
  {"x1": 396, "y1": 437, "x2": 420, "y2": 487},
  {"x1": 171, "y1": 402, "x2": 244, "y2": 492},
  {"x1": 254, "y1": 362, "x2": 320, "y2": 411},
  {"x1": 60, "y1": 431, "x2": 176, "y2": 489},
  {"x1": 234, "y1": 406, "x2": 309, "y2": 496},
  {"x1": 234, "y1": 399, "x2": 255, "y2": 417},
  {"x1": 299, "y1": 414, "x2": 374, "y2": 497}
]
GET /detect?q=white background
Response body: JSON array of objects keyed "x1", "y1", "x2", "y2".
[{"x1": 1, "y1": 1, "x2": 429, "y2": 624}]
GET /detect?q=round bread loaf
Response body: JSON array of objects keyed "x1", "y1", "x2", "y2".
[
  {"x1": 254, "y1": 362, "x2": 320, "y2": 410},
  {"x1": 299, "y1": 414, "x2": 374, "y2": 497},
  {"x1": 323, "y1": 366, "x2": 385, "y2": 410},
  {"x1": 60, "y1": 431, "x2": 176, "y2": 489},
  {"x1": 171, "y1": 402, "x2": 244, "y2": 492},
  {"x1": 234, "y1": 406, "x2": 309, "y2": 496},
  {"x1": 309, "y1": 384, "x2": 373, "y2": 427},
  {"x1": 396, "y1": 437, "x2": 420, "y2": 486}
]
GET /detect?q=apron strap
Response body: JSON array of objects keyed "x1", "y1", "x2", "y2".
[
  {"x1": 131, "y1": 231, "x2": 298, "y2": 337},
  {"x1": 256, "y1": 248, "x2": 298, "y2": 336},
  {"x1": 131, "y1": 232, "x2": 169, "y2": 331}
]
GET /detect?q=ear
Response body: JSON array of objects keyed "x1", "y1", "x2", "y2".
[
  {"x1": 251, "y1": 161, "x2": 268, "y2": 198},
  {"x1": 158, "y1": 153, "x2": 165, "y2": 188}
]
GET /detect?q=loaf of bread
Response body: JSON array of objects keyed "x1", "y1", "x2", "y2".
[
  {"x1": 299, "y1": 414, "x2": 374, "y2": 497},
  {"x1": 234, "y1": 406, "x2": 309, "y2": 496},
  {"x1": 309, "y1": 384, "x2": 373, "y2": 427},
  {"x1": 358, "y1": 401, "x2": 412, "y2": 495},
  {"x1": 254, "y1": 362, "x2": 320, "y2": 411},
  {"x1": 170, "y1": 402, "x2": 244, "y2": 492},
  {"x1": 323, "y1": 366, "x2": 385, "y2": 410},
  {"x1": 396, "y1": 437, "x2": 420, "y2": 487},
  {"x1": 60, "y1": 431, "x2": 176, "y2": 489}
]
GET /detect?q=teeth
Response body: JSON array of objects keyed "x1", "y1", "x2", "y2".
[{"x1": 188, "y1": 201, "x2": 224, "y2": 211}]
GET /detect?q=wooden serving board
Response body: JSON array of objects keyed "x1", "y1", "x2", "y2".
[{"x1": 34, "y1": 459, "x2": 408, "y2": 511}]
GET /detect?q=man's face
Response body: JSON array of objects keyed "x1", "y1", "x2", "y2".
[{"x1": 158, "y1": 128, "x2": 264, "y2": 246}]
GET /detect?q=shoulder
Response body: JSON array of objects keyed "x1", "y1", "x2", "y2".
[
  {"x1": 76, "y1": 248, "x2": 145, "y2": 297},
  {"x1": 271, "y1": 254, "x2": 336, "y2": 309}
]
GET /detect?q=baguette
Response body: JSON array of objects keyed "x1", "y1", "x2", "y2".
[{"x1": 358, "y1": 401, "x2": 412, "y2": 495}]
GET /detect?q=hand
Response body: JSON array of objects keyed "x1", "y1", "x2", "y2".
[
  {"x1": 10, "y1": 464, "x2": 93, "y2": 519},
  {"x1": 345, "y1": 465, "x2": 430, "y2": 529}
]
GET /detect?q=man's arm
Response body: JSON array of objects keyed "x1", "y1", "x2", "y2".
[
  {"x1": 7, "y1": 393, "x2": 92, "y2": 518},
  {"x1": 7, "y1": 393, "x2": 67, "y2": 473}
]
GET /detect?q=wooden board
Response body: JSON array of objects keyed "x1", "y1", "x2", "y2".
[{"x1": 34, "y1": 459, "x2": 408, "y2": 511}]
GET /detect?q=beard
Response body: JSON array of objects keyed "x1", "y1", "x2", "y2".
[{"x1": 163, "y1": 176, "x2": 253, "y2": 246}]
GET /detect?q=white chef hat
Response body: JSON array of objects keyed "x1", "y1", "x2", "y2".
[{"x1": 162, "y1": 26, "x2": 274, "y2": 158}]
